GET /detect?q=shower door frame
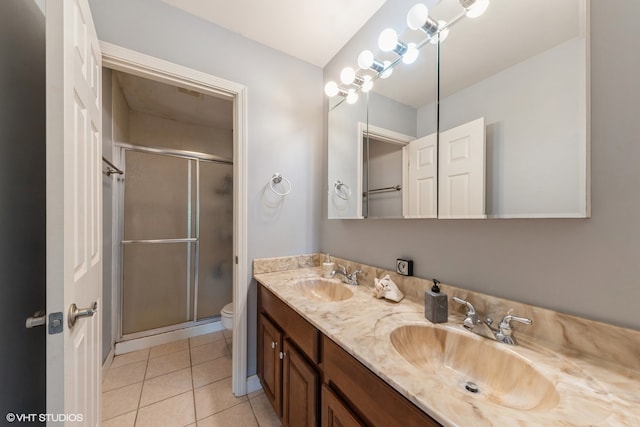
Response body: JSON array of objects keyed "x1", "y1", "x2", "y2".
[
  {"x1": 116, "y1": 144, "x2": 233, "y2": 340},
  {"x1": 102, "y1": 42, "x2": 248, "y2": 396}
]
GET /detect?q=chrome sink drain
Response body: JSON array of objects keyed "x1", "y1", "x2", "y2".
[{"x1": 464, "y1": 381, "x2": 479, "y2": 393}]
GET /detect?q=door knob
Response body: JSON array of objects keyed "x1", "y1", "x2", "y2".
[
  {"x1": 25, "y1": 310, "x2": 46, "y2": 328},
  {"x1": 68, "y1": 301, "x2": 98, "y2": 328}
]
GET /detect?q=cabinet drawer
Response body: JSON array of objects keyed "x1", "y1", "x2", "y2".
[
  {"x1": 259, "y1": 284, "x2": 320, "y2": 363},
  {"x1": 323, "y1": 336, "x2": 441, "y2": 427}
]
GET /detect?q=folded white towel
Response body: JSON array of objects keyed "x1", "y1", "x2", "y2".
[{"x1": 373, "y1": 274, "x2": 404, "y2": 302}]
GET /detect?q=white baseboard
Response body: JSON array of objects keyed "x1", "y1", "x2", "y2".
[{"x1": 114, "y1": 321, "x2": 223, "y2": 355}]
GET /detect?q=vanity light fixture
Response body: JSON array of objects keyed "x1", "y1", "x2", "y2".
[
  {"x1": 340, "y1": 67, "x2": 374, "y2": 93},
  {"x1": 358, "y1": 50, "x2": 384, "y2": 73},
  {"x1": 402, "y1": 43, "x2": 420, "y2": 64},
  {"x1": 361, "y1": 75, "x2": 374, "y2": 92},
  {"x1": 357, "y1": 50, "x2": 393, "y2": 79},
  {"x1": 324, "y1": 81, "x2": 347, "y2": 98},
  {"x1": 326, "y1": 69, "x2": 374, "y2": 99},
  {"x1": 459, "y1": 0, "x2": 490, "y2": 18},
  {"x1": 340, "y1": 67, "x2": 356, "y2": 84},
  {"x1": 378, "y1": 28, "x2": 408, "y2": 55},
  {"x1": 340, "y1": 67, "x2": 366, "y2": 86},
  {"x1": 378, "y1": 28, "x2": 421, "y2": 64},
  {"x1": 346, "y1": 89, "x2": 359, "y2": 104},
  {"x1": 326, "y1": 1, "x2": 488, "y2": 102},
  {"x1": 407, "y1": 3, "x2": 440, "y2": 37}
]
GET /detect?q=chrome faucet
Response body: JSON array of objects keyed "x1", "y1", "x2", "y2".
[
  {"x1": 452, "y1": 297, "x2": 480, "y2": 330},
  {"x1": 331, "y1": 264, "x2": 362, "y2": 286},
  {"x1": 452, "y1": 297, "x2": 532, "y2": 345},
  {"x1": 494, "y1": 315, "x2": 533, "y2": 345}
]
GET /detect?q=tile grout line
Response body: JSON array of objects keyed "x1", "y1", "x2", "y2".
[
  {"x1": 134, "y1": 349, "x2": 152, "y2": 426},
  {"x1": 189, "y1": 336, "x2": 199, "y2": 424},
  {"x1": 247, "y1": 396, "x2": 262, "y2": 427},
  {"x1": 104, "y1": 333, "x2": 229, "y2": 425}
]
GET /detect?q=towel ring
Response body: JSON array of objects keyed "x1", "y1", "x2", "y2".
[
  {"x1": 334, "y1": 181, "x2": 351, "y2": 200},
  {"x1": 270, "y1": 173, "x2": 292, "y2": 196}
]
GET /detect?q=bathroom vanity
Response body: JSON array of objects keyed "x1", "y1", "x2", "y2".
[
  {"x1": 258, "y1": 282, "x2": 438, "y2": 427},
  {"x1": 255, "y1": 254, "x2": 640, "y2": 427}
]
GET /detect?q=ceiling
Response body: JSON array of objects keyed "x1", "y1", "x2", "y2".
[
  {"x1": 160, "y1": 0, "x2": 389, "y2": 67},
  {"x1": 114, "y1": 71, "x2": 233, "y2": 129}
]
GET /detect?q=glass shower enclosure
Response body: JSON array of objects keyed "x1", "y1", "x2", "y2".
[{"x1": 118, "y1": 145, "x2": 233, "y2": 339}]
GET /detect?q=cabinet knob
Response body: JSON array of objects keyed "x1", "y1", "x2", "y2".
[
  {"x1": 279, "y1": 351, "x2": 287, "y2": 360},
  {"x1": 271, "y1": 341, "x2": 277, "y2": 349}
]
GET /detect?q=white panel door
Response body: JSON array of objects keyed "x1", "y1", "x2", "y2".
[
  {"x1": 439, "y1": 117, "x2": 486, "y2": 219},
  {"x1": 405, "y1": 133, "x2": 437, "y2": 218},
  {"x1": 46, "y1": 0, "x2": 102, "y2": 424}
]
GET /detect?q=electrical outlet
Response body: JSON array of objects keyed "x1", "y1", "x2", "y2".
[{"x1": 396, "y1": 259, "x2": 413, "y2": 276}]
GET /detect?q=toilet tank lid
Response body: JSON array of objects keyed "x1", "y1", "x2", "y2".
[{"x1": 222, "y1": 303, "x2": 233, "y2": 315}]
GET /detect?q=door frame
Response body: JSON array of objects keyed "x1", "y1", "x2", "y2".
[
  {"x1": 357, "y1": 122, "x2": 413, "y2": 218},
  {"x1": 100, "y1": 42, "x2": 249, "y2": 396}
]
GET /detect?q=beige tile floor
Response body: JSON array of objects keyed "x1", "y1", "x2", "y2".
[{"x1": 102, "y1": 330, "x2": 282, "y2": 427}]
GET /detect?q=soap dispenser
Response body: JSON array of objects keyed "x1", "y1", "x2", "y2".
[
  {"x1": 425, "y1": 279, "x2": 448, "y2": 323},
  {"x1": 322, "y1": 253, "x2": 335, "y2": 278}
]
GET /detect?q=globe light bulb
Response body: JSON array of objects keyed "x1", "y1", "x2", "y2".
[
  {"x1": 466, "y1": 0, "x2": 490, "y2": 18},
  {"x1": 324, "y1": 81, "x2": 339, "y2": 97},
  {"x1": 407, "y1": 3, "x2": 429, "y2": 30},
  {"x1": 378, "y1": 28, "x2": 398, "y2": 52},
  {"x1": 380, "y1": 61, "x2": 393, "y2": 79},
  {"x1": 346, "y1": 89, "x2": 359, "y2": 104},
  {"x1": 340, "y1": 67, "x2": 356, "y2": 85},
  {"x1": 358, "y1": 50, "x2": 374, "y2": 70},
  {"x1": 402, "y1": 43, "x2": 419, "y2": 65},
  {"x1": 361, "y1": 75, "x2": 373, "y2": 93}
]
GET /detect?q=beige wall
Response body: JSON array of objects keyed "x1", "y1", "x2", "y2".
[{"x1": 129, "y1": 111, "x2": 232, "y2": 158}]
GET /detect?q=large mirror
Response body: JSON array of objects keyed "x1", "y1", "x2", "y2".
[
  {"x1": 328, "y1": 95, "x2": 367, "y2": 218},
  {"x1": 327, "y1": 0, "x2": 589, "y2": 219}
]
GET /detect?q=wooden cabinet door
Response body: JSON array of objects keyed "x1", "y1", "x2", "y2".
[
  {"x1": 259, "y1": 314, "x2": 283, "y2": 417},
  {"x1": 283, "y1": 340, "x2": 319, "y2": 427},
  {"x1": 321, "y1": 385, "x2": 364, "y2": 427}
]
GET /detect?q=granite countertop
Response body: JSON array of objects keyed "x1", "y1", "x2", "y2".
[{"x1": 254, "y1": 265, "x2": 640, "y2": 427}]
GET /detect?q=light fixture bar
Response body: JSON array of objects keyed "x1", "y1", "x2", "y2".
[{"x1": 325, "y1": 1, "x2": 489, "y2": 100}]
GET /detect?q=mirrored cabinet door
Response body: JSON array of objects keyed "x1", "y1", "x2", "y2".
[{"x1": 326, "y1": 0, "x2": 589, "y2": 220}]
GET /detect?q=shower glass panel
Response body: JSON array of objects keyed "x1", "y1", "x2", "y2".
[
  {"x1": 120, "y1": 146, "x2": 233, "y2": 338},
  {"x1": 121, "y1": 150, "x2": 197, "y2": 336},
  {"x1": 123, "y1": 151, "x2": 194, "y2": 241},
  {"x1": 122, "y1": 242, "x2": 195, "y2": 334},
  {"x1": 196, "y1": 160, "x2": 233, "y2": 320}
]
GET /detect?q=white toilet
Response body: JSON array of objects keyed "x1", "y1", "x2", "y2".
[{"x1": 221, "y1": 302, "x2": 233, "y2": 330}]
